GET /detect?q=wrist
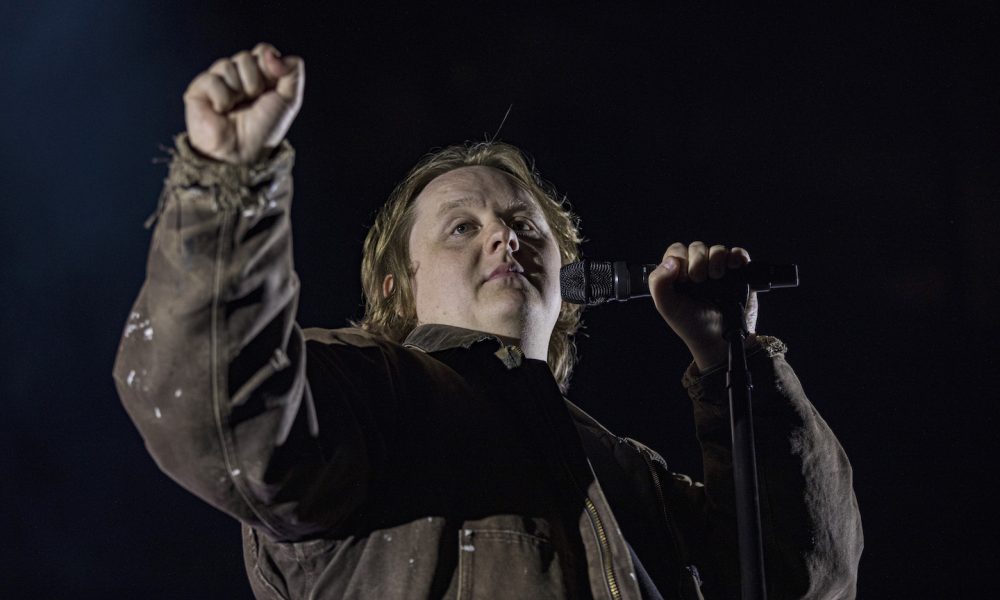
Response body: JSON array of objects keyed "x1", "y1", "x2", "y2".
[
  {"x1": 692, "y1": 347, "x2": 727, "y2": 374},
  {"x1": 689, "y1": 333, "x2": 758, "y2": 373}
]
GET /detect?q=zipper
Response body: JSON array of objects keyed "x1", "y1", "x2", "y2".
[
  {"x1": 584, "y1": 496, "x2": 622, "y2": 600},
  {"x1": 528, "y1": 368, "x2": 623, "y2": 600}
]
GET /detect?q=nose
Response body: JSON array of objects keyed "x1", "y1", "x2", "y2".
[{"x1": 486, "y1": 219, "x2": 519, "y2": 255}]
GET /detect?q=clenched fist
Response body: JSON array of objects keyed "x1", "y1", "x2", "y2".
[
  {"x1": 183, "y1": 43, "x2": 304, "y2": 165},
  {"x1": 648, "y1": 241, "x2": 759, "y2": 372}
]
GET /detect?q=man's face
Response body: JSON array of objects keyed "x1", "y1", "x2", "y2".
[{"x1": 404, "y1": 166, "x2": 562, "y2": 358}]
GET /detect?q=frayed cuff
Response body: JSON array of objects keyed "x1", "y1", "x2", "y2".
[
  {"x1": 681, "y1": 335, "x2": 788, "y2": 402},
  {"x1": 145, "y1": 132, "x2": 295, "y2": 228}
]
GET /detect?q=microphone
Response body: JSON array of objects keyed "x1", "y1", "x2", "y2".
[{"x1": 560, "y1": 259, "x2": 799, "y2": 305}]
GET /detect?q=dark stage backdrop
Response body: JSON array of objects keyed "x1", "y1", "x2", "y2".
[{"x1": 2, "y1": 2, "x2": 997, "y2": 597}]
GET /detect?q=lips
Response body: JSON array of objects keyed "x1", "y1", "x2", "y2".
[{"x1": 486, "y1": 262, "x2": 525, "y2": 281}]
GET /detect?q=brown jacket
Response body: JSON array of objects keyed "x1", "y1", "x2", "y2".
[{"x1": 113, "y1": 133, "x2": 863, "y2": 599}]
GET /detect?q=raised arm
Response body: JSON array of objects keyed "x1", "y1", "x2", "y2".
[{"x1": 112, "y1": 44, "x2": 363, "y2": 541}]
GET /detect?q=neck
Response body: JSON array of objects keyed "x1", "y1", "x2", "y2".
[
  {"x1": 473, "y1": 321, "x2": 548, "y2": 361},
  {"x1": 511, "y1": 334, "x2": 548, "y2": 362}
]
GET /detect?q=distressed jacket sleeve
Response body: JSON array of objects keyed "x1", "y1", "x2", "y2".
[
  {"x1": 666, "y1": 336, "x2": 863, "y2": 599},
  {"x1": 112, "y1": 133, "x2": 369, "y2": 541}
]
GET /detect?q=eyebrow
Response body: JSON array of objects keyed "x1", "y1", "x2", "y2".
[{"x1": 436, "y1": 195, "x2": 539, "y2": 217}]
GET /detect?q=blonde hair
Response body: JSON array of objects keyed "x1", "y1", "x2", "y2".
[{"x1": 357, "y1": 141, "x2": 584, "y2": 393}]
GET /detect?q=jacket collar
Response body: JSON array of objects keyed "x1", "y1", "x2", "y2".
[
  {"x1": 402, "y1": 323, "x2": 509, "y2": 353},
  {"x1": 403, "y1": 324, "x2": 526, "y2": 369}
]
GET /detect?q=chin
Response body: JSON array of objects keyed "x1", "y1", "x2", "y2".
[{"x1": 471, "y1": 297, "x2": 521, "y2": 329}]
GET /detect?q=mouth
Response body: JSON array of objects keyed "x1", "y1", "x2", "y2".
[{"x1": 486, "y1": 262, "x2": 526, "y2": 282}]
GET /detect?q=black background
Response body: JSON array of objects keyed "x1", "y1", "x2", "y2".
[{"x1": 2, "y1": 1, "x2": 998, "y2": 597}]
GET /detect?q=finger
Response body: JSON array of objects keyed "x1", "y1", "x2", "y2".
[
  {"x1": 184, "y1": 72, "x2": 238, "y2": 114},
  {"x1": 251, "y1": 43, "x2": 286, "y2": 82},
  {"x1": 663, "y1": 241, "x2": 687, "y2": 261},
  {"x1": 660, "y1": 242, "x2": 689, "y2": 283},
  {"x1": 708, "y1": 244, "x2": 728, "y2": 279},
  {"x1": 272, "y1": 54, "x2": 304, "y2": 103},
  {"x1": 728, "y1": 246, "x2": 751, "y2": 269},
  {"x1": 208, "y1": 58, "x2": 243, "y2": 95},
  {"x1": 251, "y1": 42, "x2": 282, "y2": 61},
  {"x1": 252, "y1": 44, "x2": 302, "y2": 93},
  {"x1": 233, "y1": 51, "x2": 264, "y2": 97},
  {"x1": 648, "y1": 256, "x2": 684, "y2": 317},
  {"x1": 250, "y1": 43, "x2": 304, "y2": 104},
  {"x1": 688, "y1": 241, "x2": 708, "y2": 282}
]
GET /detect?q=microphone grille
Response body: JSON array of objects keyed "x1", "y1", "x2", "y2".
[
  {"x1": 560, "y1": 260, "x2": 614, "y2": 305},
  {"x1": 560, "y1": 262, "x2": 588, "y2": 303}
]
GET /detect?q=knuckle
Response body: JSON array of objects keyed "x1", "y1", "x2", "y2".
[
  {"x1": 185, "y1": 73, "x2": 213, "y2": 95},
  {"x1": 204, "y1": 74, "x2": 227, "y2": 92},
  {"x1": 665, "y1": 243, "x2": 686, "y2": 256}
]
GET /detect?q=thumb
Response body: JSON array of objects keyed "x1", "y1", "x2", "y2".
[
  {"x1": 261, "y1": 49, "x2": 289, "y2": 77},
  {"x1": 648, "y1": 257, "x2": 684, "y2": 318},
  {"x1": 268, "y1": 53, "x2": 304, "y2": 103}
]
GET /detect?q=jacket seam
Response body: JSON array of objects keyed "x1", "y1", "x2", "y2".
[{"x1": 209, "y1": 204, "x2": 285, "y2": 538}]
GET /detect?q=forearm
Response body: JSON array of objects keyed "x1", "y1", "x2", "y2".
[{"x1": 685, "y1": 337, "x2": 863, "y2": 599}]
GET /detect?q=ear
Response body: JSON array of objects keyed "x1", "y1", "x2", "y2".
[{"x1": 382, "y1": 274, "x2": 395, "y2": 298}]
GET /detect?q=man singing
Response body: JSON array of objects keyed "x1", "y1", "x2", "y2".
[{"x1": 114, "y1": 43, "x2": 862, "y2": 599}]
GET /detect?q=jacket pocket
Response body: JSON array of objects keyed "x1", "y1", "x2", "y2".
[{"x1": 456, "y1": 528, "x2": 564, "y2": 600}]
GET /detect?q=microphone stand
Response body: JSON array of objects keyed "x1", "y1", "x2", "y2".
[
  {"x1": 717, "y1": 282, "x2": 767, "y2": 600},
  {"x1": 564, "y1": 258, "x2": 801, "y2": 600}
]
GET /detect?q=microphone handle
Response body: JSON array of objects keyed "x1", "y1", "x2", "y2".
[{"x1": 619, "y1": 262, "x2": 799, "y2": 301}]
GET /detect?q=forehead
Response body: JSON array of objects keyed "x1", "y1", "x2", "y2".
[{"x1": 412, "y1": 166, "x2": 541, "y2": 218}]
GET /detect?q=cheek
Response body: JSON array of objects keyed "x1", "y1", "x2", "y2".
[{"x1": 412, "y1": 248, "x2": 476, "y2": 306}]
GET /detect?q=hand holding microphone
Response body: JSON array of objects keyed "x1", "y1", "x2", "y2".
[{"x1": 560, "y1": 242, "x2": 798, "y2": 371}]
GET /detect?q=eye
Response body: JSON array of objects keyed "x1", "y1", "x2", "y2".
[
  {"x1": 451, "y1": 222, "x2": 474, "y2": 236},
  {"x1": 511, "y1": 218, "x2": 538, "y2": 234}
]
